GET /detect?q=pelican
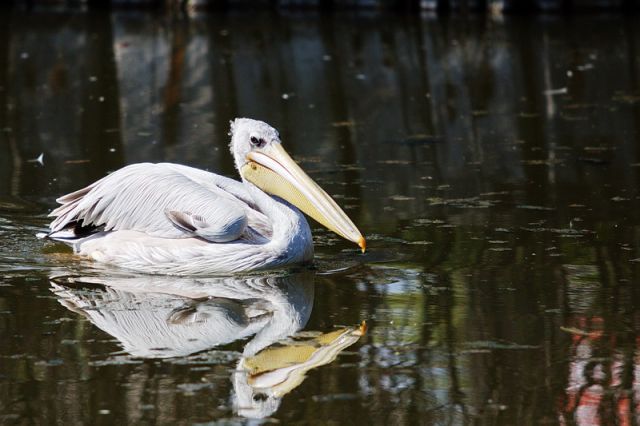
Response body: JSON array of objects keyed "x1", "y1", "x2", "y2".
[{"x1": 41, "y1": 118, "x2": 365, "y2": 275}]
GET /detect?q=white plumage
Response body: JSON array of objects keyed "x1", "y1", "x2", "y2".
[{"x1": 43, "y1": 118, "x2": 364, "y2": 275}]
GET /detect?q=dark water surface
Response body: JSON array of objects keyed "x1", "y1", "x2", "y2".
[{"x1": 2, "y1": 8, "x2": 640, "y2": 425}]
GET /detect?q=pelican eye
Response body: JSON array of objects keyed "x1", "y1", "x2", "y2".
[
  {"x1": 250, "y1": 136, "x2": 266, "y2": 148},
  {"x1": 253, "y1": 393, "x2": 268, "y2": 402}
]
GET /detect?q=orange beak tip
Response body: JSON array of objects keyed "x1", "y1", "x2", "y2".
[
  {"x1": 353, "y1": 320, "x2": 367, "y2": 336},
  {"x1": 358, "y1": 236, "x2": 366, "y2": 253}
]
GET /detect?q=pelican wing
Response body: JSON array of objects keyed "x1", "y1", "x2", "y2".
[
  {"x1": 159, "y1": 163, "x2": 272, "y2": 237},
  {"x1": 49, "y1": 163, "x2": 258, "y2": 242}
]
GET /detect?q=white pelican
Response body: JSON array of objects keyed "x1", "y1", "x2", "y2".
[{"x1": 42, "y1": 118, "x2": 365, "y2": 275}]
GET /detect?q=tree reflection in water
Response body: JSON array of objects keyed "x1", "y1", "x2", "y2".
[
  {"x1": 2, "y1": 6, "x2": 640, "y2": 425},
  {"x1": 559, "y1": 264, "x2": 640, "y2": 426}
]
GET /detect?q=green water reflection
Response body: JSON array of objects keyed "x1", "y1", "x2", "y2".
[{"x1": 2, "y1": 7, "x2": 640, "y2": 425}]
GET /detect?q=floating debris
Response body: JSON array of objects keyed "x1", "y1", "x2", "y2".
[
  {"x1": 480, "y1": 191, "x2": 509, "y2": 197},
  {"x1": 388, "y1": 134, "x2": 444, "y2": 146},
  {"x1": 414, "y1": 218, "x2": 446, "y2": 225},
  {"x1": 612, "y1": 93, "x2": 640, "y2": 104},
  {"x1": 584, "y1": 146, "x2": 615, "y2": 152},
  {"x1": 27, "y1": 153, "x2": 44, "y2": 166},
  {"x1": 428, "y1": 197, "x2": 496, "y2": 209},
  {"x1": 543, "y1": 87, "x2": 568, "y2": 96},
  {"x1": 389, "y1": 195, "x2": 415, "y2": 201},
  {"x1": 576, "y1": 63, "x2": 594, "y2": 71},
  {"x1": 521, "y1": 159, "x2": 564, "y2": 166},
  {"x1": 521, "y1": 227, "x2": 593, "y2": 237},
  {"x1": 578, "y1": 157, "x2": 608, "y2": 165},
  {"x1": 563, "y1": 102, "x2": 598, "y2": 110},
  {"x1": 331, "y1": 121, "x2": 355, "y2": 127},
  {"x1": 464, "y1": 340, "x2": 540, "y2": 350},
  {"x1": 407, "y1": 241, "x2": 432, "y2": 245},
  {"x1": 560, "y1": 112, "x2": 588, "y2": 121},
  {"x1": 516, "y1": 204, "x2": 554, "y2": 211},
  {"x1": 377, "y1": 160, "x2": 411, "y2": 165},
  {"x1": 311, "y1": 393, "x2": 358, "y2": 402}
]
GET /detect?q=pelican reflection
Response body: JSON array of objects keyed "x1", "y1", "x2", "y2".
[{"x1": 50, "y1": 271, "x2": 365, "y2": 418}]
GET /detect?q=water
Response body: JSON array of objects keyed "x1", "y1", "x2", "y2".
[{"x1": 2, "y1": 7, "x2": 640, "y2": 424}]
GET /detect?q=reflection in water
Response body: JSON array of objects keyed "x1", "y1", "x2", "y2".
[
  {"x1": 3, "y1": 7, "x2": 640, "y2": 425},
  {"x1": 560, "y1": 318, "x2": 640, "y2": 426},
  {"x1": 558, "y1": 265, "x2": 640, "y2": 426},
  {"x1": 235, "y1": 321, "x2": 366, "y2": 418},
  {"x1": 49, "y1": 271, "x2": 364, "y2": 419},
  {"x1": 50, "y1": 272, "x2": 315, "y2": 359}
]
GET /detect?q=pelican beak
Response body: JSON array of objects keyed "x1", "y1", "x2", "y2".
[{"x1": 241, "y1": 143, "x2": 365, "y2": 252}]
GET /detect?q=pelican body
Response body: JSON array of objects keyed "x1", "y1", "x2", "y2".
[{"x1": 43, "y1": 119, "x2": 365, "y2": 275}]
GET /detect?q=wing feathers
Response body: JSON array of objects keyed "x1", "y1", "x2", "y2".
[
  {"x1": 166, "y1": 210, "x2": 247, "y2": 242},
  {"x1": 49, "y1": 163, "x2": 253, "y2": 242},
  {"x1": 166, "y1": 210, "x2": 201, "y2": 233}
]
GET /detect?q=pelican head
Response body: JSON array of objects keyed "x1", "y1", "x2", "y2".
[{"x1": 229, "y1": 118, "x2": 365, "y2": 252}]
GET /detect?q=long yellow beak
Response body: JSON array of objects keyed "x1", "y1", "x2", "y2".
[{"x1": 240, "y1": 143, "x2": 365, "y2": 252}]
